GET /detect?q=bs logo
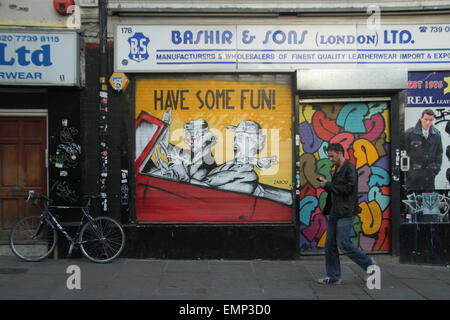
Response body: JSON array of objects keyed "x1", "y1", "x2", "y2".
[{"x1": 128, "y1": 32, "x2": 150, "y2": 63}]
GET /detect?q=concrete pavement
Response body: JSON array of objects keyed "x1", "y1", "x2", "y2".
[{"x1": 0, "y1": 254, "x2": 449, "y2": 300}]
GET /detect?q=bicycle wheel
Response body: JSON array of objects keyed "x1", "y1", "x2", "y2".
[
  {"x1": 79, "y1": 216, "x2": 125, "y2": 263},
  {"x1": 9, "y1": 215, "x2": 57, "y2": 262}
]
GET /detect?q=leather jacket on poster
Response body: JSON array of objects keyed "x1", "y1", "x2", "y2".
[
  {"x1": 322, "y1": 159, "x2": 359, "y2": 218},
  {"x1": 405, "y1": 120, "x2": 443, "y2": 190}
]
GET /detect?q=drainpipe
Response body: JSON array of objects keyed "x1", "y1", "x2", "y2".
[{"x1": 98, "y1": 0, "x2": 109, "y2": 213}]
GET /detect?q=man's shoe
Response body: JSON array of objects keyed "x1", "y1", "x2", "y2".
[{"x1": 317, "y1": 277, "x2": 342, "y2": 285}]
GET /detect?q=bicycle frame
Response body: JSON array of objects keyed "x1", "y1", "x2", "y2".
[{"x1": 39, "y1": 204, "x2": 104, "y2": 257}]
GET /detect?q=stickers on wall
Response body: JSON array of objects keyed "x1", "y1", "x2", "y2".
[
  {"x1": 109, "y1": 72, "x2": 130, "y2": 92},
  {"x1": 121, "y1": 169, "x2": 129, "y2": 206}
]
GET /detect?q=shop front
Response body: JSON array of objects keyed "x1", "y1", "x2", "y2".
[
  {"x1": 111, "y1": 23, "x2": 449, "y2": 260},
  {"x1": 0, "y1": 29, "x2": 81, "y2": 244}
]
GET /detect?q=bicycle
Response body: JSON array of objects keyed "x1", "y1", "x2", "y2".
[{"x1": 9, "y1": 190, "x2": 125, "y2": 263}]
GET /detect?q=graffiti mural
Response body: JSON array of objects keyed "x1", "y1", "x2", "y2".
[
  {"x1": 135, "y1": 76, "x2": 294, "y2": 223},
  {"x1": 298, "y1": 102, "x2": 392, "y2": 253}
]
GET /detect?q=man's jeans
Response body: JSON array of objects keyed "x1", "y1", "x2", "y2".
[{"x1": 325, "y1": 215, "x2": 373, "y2": 280}]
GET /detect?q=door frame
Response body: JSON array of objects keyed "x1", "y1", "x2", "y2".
[
  {"x1": 0, "y1": 109, "x2": 49, "y2": 196},
  {"x1": 299, "y1": 97, "x2": 392, "y2": 103},
  {"x1": 296, "y1": 97, "x2": 394, "y2": 254}
]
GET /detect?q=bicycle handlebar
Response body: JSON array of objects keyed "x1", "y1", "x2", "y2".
[
  {"x1": 26, "y1": 190, "x2": 51, "y2": 210},
  {"x1": 26, "y1": 190, "x2": 50, "y2": 202},
  {"x1": 26, "y1": 190, "x2": 101, "y2": 208},
  {"x1": 26, "y1": 190, "x2": 34, "y2": 201}
]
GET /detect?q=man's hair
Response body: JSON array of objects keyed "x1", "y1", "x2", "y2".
[
  {"x1": 421, "y1": 109, "x2": 435, "y2": 118},
  {"x1": 326, "y1": 143, "x2": 344, "y2": 155}
]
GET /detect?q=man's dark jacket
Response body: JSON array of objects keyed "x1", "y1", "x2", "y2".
[
  {"x1": 322, "y1": 159, "x2": 358, "y2": 218},
  {"x1": 404, "y1": 120, "x2": 442, "y2": 190}
]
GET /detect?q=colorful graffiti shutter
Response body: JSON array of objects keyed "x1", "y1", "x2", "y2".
[{"x1": 298, "y1": 102, "x2": 392, "y2": 253}]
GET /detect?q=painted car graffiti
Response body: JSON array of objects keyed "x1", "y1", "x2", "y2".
[
  {"x1": 135, "y1": 111, "x2": 292, "y2": 223},
  {"x1": 298, "y1": 102, "x2": 392, "y2": 253}
]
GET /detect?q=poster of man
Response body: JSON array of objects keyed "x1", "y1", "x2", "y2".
[
  {"x1": 404, "y1": 108, "x2": 443, "y2": 190},
  {"x1": 405, "y1": 71, "x2": 450, "y2": 190}
]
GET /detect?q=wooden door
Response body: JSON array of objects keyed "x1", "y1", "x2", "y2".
[{"x1": 0, "y1": 117, "x2": 47, "y2": 234}]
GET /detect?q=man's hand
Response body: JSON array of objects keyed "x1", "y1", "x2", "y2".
[
  {"x1": 252, "y1": 156, "x2": 278, "y2": 170},
  {"x1": 162, "y1": 107, "x2": 172, "y2": 124},
  {"x1": 317, "y1": 176, "x2": 327, "y2": 188}
]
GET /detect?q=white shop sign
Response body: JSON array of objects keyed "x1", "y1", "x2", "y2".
[
  {"x1": 0, "y1": 30, "x2": 79, "y2": 86},
  {"x1": 115, "y1": 24, "x2": 450, "y2": 72}
]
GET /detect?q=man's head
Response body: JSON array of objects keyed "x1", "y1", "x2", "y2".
[
  {"x1": 184, "y1": 119, "x2": 216, "y2": 152},
  {"x1": 420, "y1": 109, "x2": 435, "y2": 131},
  {"x1": 227, "y1": 120, "x2": 266, "y2": 160},
  {"x1": 326, "y1": 143, "x2": 345, "y2": 166}
]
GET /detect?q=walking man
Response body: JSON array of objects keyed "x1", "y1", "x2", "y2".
[{"x1": 317, "y1": 143, "x2": 375, "y2": 284}]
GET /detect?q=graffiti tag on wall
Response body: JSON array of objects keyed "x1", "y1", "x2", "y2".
[
  {"x1": 298, "y1": 102, "x2": 392, "y2": 253},
  {"x1": 49, "y1": 124, "x2": 81, "y2": 203}
]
